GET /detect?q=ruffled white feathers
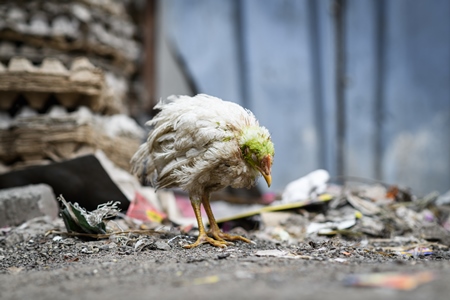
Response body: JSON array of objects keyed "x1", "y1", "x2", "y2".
[{"x1": 131, "y1": 94, "x2": 268, "y2": 199}]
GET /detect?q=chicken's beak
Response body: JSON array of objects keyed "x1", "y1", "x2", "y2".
[
  {"x1": 262, "y1": 173, "x2": 272, "y2": 187},
  {"x1": 258, "y1": 154, "x2": 273, "y2": 187}
]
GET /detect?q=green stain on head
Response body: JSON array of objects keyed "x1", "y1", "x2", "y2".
[{"x1": 239, "y1": 126, "x2": 274, "y2": 164}]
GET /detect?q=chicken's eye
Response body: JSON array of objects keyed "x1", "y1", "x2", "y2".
[{"x1": 224, "y1": 163, "x2": 230, "y2": 167}]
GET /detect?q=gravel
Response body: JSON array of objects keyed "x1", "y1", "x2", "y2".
[{"x1": 1, "y1": 217, "x2": 450, "y2": 300}]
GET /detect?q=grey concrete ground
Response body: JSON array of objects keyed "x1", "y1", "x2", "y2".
[{"x1": 1, "y1": 220, "x2": 449, "y2": 300}]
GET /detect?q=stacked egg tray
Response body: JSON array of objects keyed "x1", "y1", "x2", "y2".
[
  {"x1": 0, "y1": 107, "x2": 142, "y2": 171},
  {"x1": 0, "y1": 0, "x2": 140, "y2": 74},
  {"x1": 0, "y1": 57, "x2": 142, "y2": 170},
  {"x1": 0, "y1": 56, "x2": 122, "y2": 114},
  {"x1": 0, "y1": 0, "x2": 143, "y2": 171}
]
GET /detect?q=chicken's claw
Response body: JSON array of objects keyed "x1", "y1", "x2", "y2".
[
  {"x1": 183, "y1": 233, "x2": 232, "y2": 249},
  {"x1": 184, "y1": 194, "x2": 254, "y2": 248},
  {"x1": 208, "y1": 230, "x2": 253, "y2": 245}
]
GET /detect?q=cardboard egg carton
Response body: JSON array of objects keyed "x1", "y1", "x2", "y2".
[
  {"x1": 0, "y1": 40, "x2": 134, "y2": 78},
  {"x1": 0, "y1": 0, "x2": 140, "y2": 73},
  {"x1": 0, "y1": 56, "x2": 123, "y2": 114},
  {"x1": 0, "y1": 109, "x2": 142, "y2": 171}
]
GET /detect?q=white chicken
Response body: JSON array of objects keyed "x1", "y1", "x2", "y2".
[{"x1": 131, "y1": 94, "x2": 274, "y2": 248}]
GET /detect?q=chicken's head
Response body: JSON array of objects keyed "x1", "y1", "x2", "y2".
[{"x1": 239, "y1": 126, "x2": 275, "y2": 187}]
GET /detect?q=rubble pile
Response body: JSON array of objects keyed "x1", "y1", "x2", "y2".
[{"x1": 251, "y1": 172, "x2": 450, "y2": 252}]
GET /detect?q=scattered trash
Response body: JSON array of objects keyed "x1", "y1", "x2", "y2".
[
  {"x1": 130, "y1": 236, "x2": 171, "y2": 252},
  {"x1": 126, "y1": 192, "x2": 167, "y2": 223},
  {"x1": 281, "y1": 169, "x2": 329, "y2": 204},
  {"x1": 214, "y1": 193, "x2": 332, "y2": 224},
  {"x1": 343, "y1": 271, "x2": 436, "y2": 291},
  {"x1": 255, "y1": 249, "x2": 290, "y2": 257},
  {"x1": 134, "y1": 238, "x2": 153, "y2": 252},
  {"x1": 346, "y1": 193, "x2": 381, "y2": 215},
  {"x1": 376, "y1": 244, "x2": 435, "y2": 258},
  {"x1": 254, "y1": 249, "x2": 311, "y2": 260},
  {"x1": 59, "y1": 195, "x2": 121, "y2": 235},
  {"x1": 397, "y1": 247, "x2": 433, "y2": 258},
  {"x1": 436, "y1": 190, "x2": 450, "y2": 206},
  {"x1": 1, "y1": 166, "x2": 450, "y2": 289},
  {"x1": 307, "y1": 217, "x2": 357, "y2": 235},
  {"x1": 154, "y1": 240, "x2": 171, "y2": 251},
  {"x1": 52, "y1": 236, "x2": 62, "y2": 242}
]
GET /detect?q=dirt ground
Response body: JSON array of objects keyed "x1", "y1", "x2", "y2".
[{"x1": 1, "y1": 217, "x2": 450, "y2": 300}]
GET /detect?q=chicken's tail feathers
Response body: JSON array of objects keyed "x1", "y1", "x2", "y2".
[{"x1": 130, "y1": 143, "x2": 155, "y2": 186}]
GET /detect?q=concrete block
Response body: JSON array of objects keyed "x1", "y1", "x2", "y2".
[{"x1": 0, "y1": 184, "x2": 58, "y2": 227}]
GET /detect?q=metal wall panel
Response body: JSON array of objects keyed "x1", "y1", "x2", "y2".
[
  {"x1": 240, "y1": 0, "x2": 321, "y2": 190},
  {"x1": 344, "y1": 0, "x2": 380, "y2": 179},
  {"x1": 381, "y1": 0, "x2": 450, "y2": 193},
  {"x1": 163, "y1": 0, "x2": 450, "y2": 194},
  {"x1": 163, "y1": 0, "x2": 244, "y2": 105}
]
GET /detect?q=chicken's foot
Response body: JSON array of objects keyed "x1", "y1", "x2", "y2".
[
  {"x1": 184, "y1": 198, "x2": 231, "y2": 249},
  {"x1": 203, "y1": 193, "x2": 254, "y2": 245},
  {"x1": 184, "y1": 194, "x2": 253, "y2": 248}
]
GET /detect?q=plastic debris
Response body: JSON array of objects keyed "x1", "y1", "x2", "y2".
[
  {"x1": 436, "y1": 190, "x2": 450, "y2": 206},
  {"x1": 126, "y1": 192, "x2": 167, "y2": 223},
  {"x1": 214, "y1": 193, "x2": 332, "y2": 224},
  {"x1": 281, "y1": 169, "x2": 329, "y2": 204},
  {"x1": 343, "y1": 271, "x2": 436, "y2": 291},
  {"x1": 346, "y1": 193, "x2": 381, "y2": 215},
  {"x1": 188, "y1": 169, "x2": 450, "y2": 251},
  {"x1": 254, "y1": 249, "x2": 311, "y2": 259},
  {"x1": 397, "y1": 247, "x2": 433, "y2": 258},
  {"x1": 307, "y1": 217, "x2": 357, "y2": 235},
  {"x1": 255, "y1": 249, "x2": 290, "y2": 257},
  {"x1": 59, "y1": 195, "x2": 121, "y2": 235}
]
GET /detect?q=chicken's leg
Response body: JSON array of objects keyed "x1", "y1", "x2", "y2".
[
  {"x1": 183, "y1": 198, "x2": 229, "y2": 249},
  {"x1": 202, "y1": 193, "x2": 253, "y2": 245}
]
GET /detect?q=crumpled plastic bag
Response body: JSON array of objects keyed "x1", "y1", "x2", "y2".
[
  {"x1": 58, "y1": 195, "x2": 120, "y2": 234},
  {"x1": 281, "y1": 169, "x2": 329, "y2": 204}
]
